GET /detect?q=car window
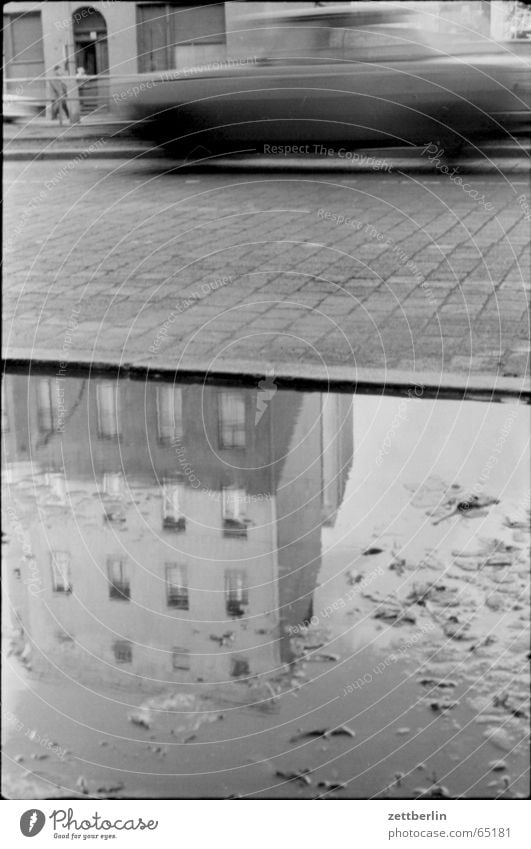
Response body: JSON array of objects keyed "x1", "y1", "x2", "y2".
[{"x1": 342, "y1": 26, "x2": 435, "y2": 61}]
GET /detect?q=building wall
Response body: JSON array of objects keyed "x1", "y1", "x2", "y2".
[
  {"x1": 3, "y1": 369, "x2": 355, "y2": 706},
  {"x1": 5, "y1": 0, "x2": 522, "y2": 109}
]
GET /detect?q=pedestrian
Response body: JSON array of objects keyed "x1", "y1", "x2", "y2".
[{"x1": 50, "y1": 65, "x2": 70, "y2": 124}]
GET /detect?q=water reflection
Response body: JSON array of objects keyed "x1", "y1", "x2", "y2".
[{"x1": 2, "y1": 372, "x2": 529, "y2": 799}]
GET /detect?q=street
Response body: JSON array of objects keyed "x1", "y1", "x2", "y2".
[
  {"x1": 3, "y1": 0, "x2": 531, "y2": 812},
  {"x1": 4, "y1": 156, "x2": 529, "y2": 385}
]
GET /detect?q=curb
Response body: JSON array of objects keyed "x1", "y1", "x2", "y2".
[
  {"x1": 4, "y1": 147, "x2": 156, "y2": 161},
  {"x1": 5, "y1": 148, "x2": 530, "y2": 172},
  {"x1": 3, "y1": 354, "x2": 529, "y2": 402}
]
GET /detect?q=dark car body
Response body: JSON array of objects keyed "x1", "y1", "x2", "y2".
[{"x1": 120, "y1": 6, "x2": 531, "y2": 154}]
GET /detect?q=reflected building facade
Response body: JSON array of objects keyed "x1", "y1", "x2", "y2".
[{"x1": 2, "y1": 373, "x2": 353, "y2": 694}]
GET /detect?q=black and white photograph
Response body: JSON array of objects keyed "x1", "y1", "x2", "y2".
[{"x1": 2, "y1": 0, "x2": 530, "y2": 831}]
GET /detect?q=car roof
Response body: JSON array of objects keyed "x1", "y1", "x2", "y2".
[{"x1": 245, "y1": 3, "x2": 414, "y2": 28}]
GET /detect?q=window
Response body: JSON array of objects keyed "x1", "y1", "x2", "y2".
[
  {"x1": 172, "y1": 647, "x2": 190, "y2": 671},
  {"x1": 342, "y1": 25, "x2": 433, "y2": 62},
  {"x1": 222, "y1": 487, "x2": 248, "y2": 538},
  {"x1": 162, "y1": 478, "x2": 186, "y2": 531},
  {"x1": 230, "y1": 657, "x2": 250, "y2": 678},
  {"x1": 165, "y1": 564, "x2": 189, "y2": 609},
  {"x1": 103, "y1": 473, "x2": 126, "y2": 523},
  {"x1": 46, "y1": 472, "x2": 67, "y2": 504},
  {"x1": 103, "y1": 472, "x2": 124, "y2": 497},
  {"x1": 4, "y1": 12, "x2": 44, "y2": 76},
  {"x1": 137, "y1": 3, "x2": 226, "y2": 73},
  {"x1": 56, "y1": 628, "x2": 74, "y2": 644},
  {"x1": 218, "y1": 392, "x2": 246, "y2": 449},
  {"x1": 96, "y1": 382, "x2": 121, "y2": 439},
  {"x1": 1, "y1": 380, "x2": 9, "y2": 433},
  {"x1": 225, "y1": 570, "x2": 248, "y2": 619},
  {"x1": 113, "y1": 640, "x2": 132, "y2": 664},
  {"x1": 51, "y1": 552, "x2": 72, "y2": 594},
  {"x1": 170, "y1": 4, "x2": 226, "y2": 45},
  {"x1": 156, "y1": 385, "x2": 183, "y2": 444},
  {"x1": 107, "y1": 557, "x2": 130, "y2": 601},
  {"x1": 37, "y1": 379, "x2": 60, "y2": 433}
]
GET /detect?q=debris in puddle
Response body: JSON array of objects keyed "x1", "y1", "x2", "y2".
[
  {"x1": 389, "y1": 558, "x2": 406, "y2": 576},
  {"x1": 374, "y1": 604, "x2": 416, "y2": 625},
  {"x1": 128, "y1": 711, "x2": 151, "y2": 729},
  {"x1": 418, "y1": 678, "x2": 457, "y2": 689},
  {"x1": 442, "y1": 621, "x2": 473, "y2": 641},
  {"x1": 347, "y1": 571, "x2": 363, "y2": 585},
  {"x1": 492, "y1": 693, "x2": 527, "y2": 719},
  {"x1": 96, "y1": 782, "x2": 125, "y2": 794},
  {"x1": 76, "y1": 776, "x2": 89, "y2": 795},
  {"x1": 328, "y1": 725, "x2": 355, "y2": 738},
  {"x1": 317, "y1": 780, "x2": 346, "y2": 791},
  {"x1": 415, "y1": 783, "x2": 452, "y2": 799},
  {"x1": 483, "y1": 727, "x2": 514, "y2": 752},
  {"x1": 431, "y1": 494, "x2": 500, "y2": 526},
  {"x1": 489, "y1": 760, "x2": 507, "y2": 772},
  {"x1": 363, "y1": 546, "x2": 384, "y2": 555},
  {"x1": 289, "y1": 729, "x2": 328, "y2": 743},
  {"x1": 306, "y1": 653, "x2": 339, "y2": 663},
  {"x1": 289, "y1": 725, "x2": 355, "y2": 743},
  {"x1": 275, "y1": 768, "x2": 312, "y2": 786},
  {"x1": 429, "y1": 699, "x2": 458, "y2": 712}
]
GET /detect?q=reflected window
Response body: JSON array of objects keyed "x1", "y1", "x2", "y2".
[
  {"x1": 1, "y1": 380, "x2": 8, "y2": 433},
  {"x1": 165, "y1": 564, "x2": 189, "y2": 609},
  {"x1": 45, "y1": 471, "x2": 67, "y2": 504},
  {"x1": 156, "y1": 385, "x2": 183, "y2": 444},
  {"x1": 103, "y1": 472, "x2": 124, "y2": 497},
  {"x1": 96, "y1": 382, "x2": 121, "y2": 439},
  {"x1": 162, "y1": 478, "x2": 186, "y2": 531},
  {"x1": 222, "y1": 487, "x2": 248, "y2": 538},
  {"x1": 107, "y1": 557, "x2": 130, "y2": 601},
  {"x1": 113, "y1": 640, "x2": 132, "y2": 664},
  {"x1": 103, "y1": 473, "x2": 126, "y2": 523},
  {"x1": 230, "y1": 657, "x2": 250, "y2": 678},
  {"x1": 225, "y1": 570, "x2": 248, "y2": 618},
  {"x1": 50, "y1": 551, "x2": 72, "y2": 594},
  {"x1": 172, "y1": 647, "x2": 190, "y2": 671},
  {"x1": 37, "y1": 379, "x2": 60, "y2": 433},
  {"x1": 342, "y1": 26, "x2": 433, "y2": 61},
  {"x1": 218, "y1": 392, "x2": 246, "y2": 448}
]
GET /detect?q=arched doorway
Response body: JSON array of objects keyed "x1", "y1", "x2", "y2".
[{"x1": 72, "y1": 7, "x2": 109, "y2": 114}]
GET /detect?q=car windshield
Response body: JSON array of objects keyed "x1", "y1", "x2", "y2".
[{"x1": 250, "y1": 7, "x2": 505, "y2": 63}]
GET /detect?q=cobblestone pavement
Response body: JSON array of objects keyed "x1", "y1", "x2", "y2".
[{"x1": 4, "y1": 157, "x2": 530, "y2": 387}]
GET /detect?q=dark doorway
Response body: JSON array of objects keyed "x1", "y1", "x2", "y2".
[{"x1": 72, "y1": 7, "x2": 109, "y2": 114}]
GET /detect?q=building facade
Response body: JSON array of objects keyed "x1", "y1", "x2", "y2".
[
  {"x1": 3, "y1": 372, "x2": 354, "y2": 692},
  {"x1": 6, "y1": 2, "x2": 526, "y2": 116}
]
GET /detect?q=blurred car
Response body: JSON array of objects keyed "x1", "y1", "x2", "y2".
[
  {"x1": 3, "y1": 92, "x2": 40, "y2": 123},
  {"x1": 120, "y1": 4, "x2": 531, "y2": 155}
]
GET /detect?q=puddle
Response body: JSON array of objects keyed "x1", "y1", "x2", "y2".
[{"x1": 2, "y1": 370, "x2": 529, "y2": 799}]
